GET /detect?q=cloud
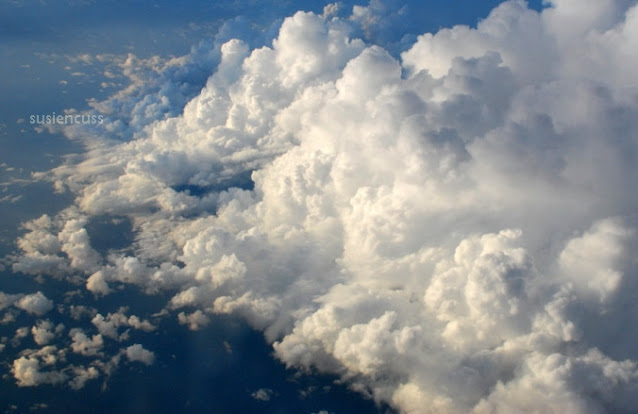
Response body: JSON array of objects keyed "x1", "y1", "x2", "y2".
[
  {"x1": 15, "y1": 292, "x2": 54, "y2": 316},
  {"x1": 0, "y1": 291, "x2": 23, "y2": 310},
  {"x1": 31, "y1": 320, "x2": 64, "y2": 346},
  {"x1": 67, "y1": 304, "x2": 97, "y2": 321},
  {"x1": 177, "y1": 310, "x2": 210, "y2": 331},
  {"x1": 7, "y1": 0, "x2": 638, "y2": 412},
  {"x1": 14, "y1": 327, "x2": 29, "y2": 340},
  {"x1": 124, "y1": 344, "x2": 155, "y2": 366},
  {"x1": 10, "y1": 343, "x2": 103, "y2": 390},
  {"x1": 1, "y1": 311, "x2": 17, "y2": 325},
  {"x1": 12, "y1": 356, "x2": 66, "y2": 387},
  {"x1": 69, "y1": 329, "x2": 104, "y2": 356},
  {"x1": 251, "y1": 387, "x2": 274, "y2": 401},
  {"x1": 91, "y1": 308, "x2": 156, "y2": 341},
  {"x1": 11, "y1": 346, "x2": 68, "y2": 387},
  {"x1": 68, "y1": 365, "x2": 99, "y2": 390}
]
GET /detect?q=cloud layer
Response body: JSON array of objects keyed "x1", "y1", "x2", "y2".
[{"x1": 7, "y1": 0, "x2": 638, "y2": 412}]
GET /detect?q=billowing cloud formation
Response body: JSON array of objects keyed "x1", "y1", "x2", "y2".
[{"x1": 9, "y1": 0, "x2": 638, "y2": 412}]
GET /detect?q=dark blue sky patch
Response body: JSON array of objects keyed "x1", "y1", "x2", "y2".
[{"x1": 84, "y1": 215, "x2": 135, "y2": 257}]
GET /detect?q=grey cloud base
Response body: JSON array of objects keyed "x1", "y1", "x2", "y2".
[{"x1": 7, "y1": 1, "x2": 638, "y2": 412}]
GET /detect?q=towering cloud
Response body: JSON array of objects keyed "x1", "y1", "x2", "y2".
[{"x1": 9, "y1": 0, "x2": 638, "y2": 412}]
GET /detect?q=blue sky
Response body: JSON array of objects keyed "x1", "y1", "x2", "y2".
[{"x1": 2, "y1": 1, "x2": 638, "y2": 413}]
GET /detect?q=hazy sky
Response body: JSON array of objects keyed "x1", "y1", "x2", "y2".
[{"x1": 2, "y1": 1, "x2": 638, "y2": 413}]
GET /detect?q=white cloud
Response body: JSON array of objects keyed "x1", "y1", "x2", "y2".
[
  {"x1": 12, "y1": 356, "x2": 66, "y2": 387},
  {"x1": 8, "y1": 0, "x2": 638, "y2": 412},
  {"x1": 67, "y1": 304, "x2": 98, "y2": 321},
  {"x1": 68, "y1": 365, "x2": 99, "y2": 390},
  {"x1": 0, "y1": 291, "x2": 23, "y2": 310},
  {"x1": 91, "y1": 308, "x2": 156, "y2": 341},
  {"x1": 124, "y1": 344, "x2": 155, "y2": 366},
  {"x1": 12, "y1": 346, "x2": 68, "y2": 387},
  {"x1": 57, "y1": 216, "x2": 101, "y2": 273},
  {"x1": 558, "y1": 217, "x2": 632, "y2": 301},
  {"x1": 69, "y1": 329, "x2": 104, "y2": 356},
  {"x1": 15, "y1": 292, "x2": 54, "y2": 316},
  {"x1": 251, "y1": 387, "x2": 274, "y2": 401},
  {"x1": 177, "y1": 310, "x2": 210, "y2": 331},
  {"x1": 31, "y1": 320, "x2": 64, "y2": 346},
  {"x1": 14, "y1": 327, "x2": 29, "y2": 340},
  {"x1": 1, "y1": 311, "x2": 17, "y2": 325},
  {"x1": 474, "y1": 349, "x2": 638, "y2": 413},
  {"x1": 12, "y1": 214, "x2": 68, "y2": 277}
]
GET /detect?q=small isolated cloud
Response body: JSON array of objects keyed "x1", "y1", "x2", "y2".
[
  {"x1": 251, "y1": 388, "x2": 274, "y2": 401},
  {"x1": 124, "y1": 344, "x2": 155, "y2": 366},
  {"x1": 14, "y1": 327, "x2": 30, "y2": 340},
  {"x1": 67, "y1": 305, "x2": 98, "y2": 321},
  {"x1": 1, "y1": 311, "x2": 17, "y2": 325},
  {"x1": 177, "y1": 310, "x2": 210, "y2": 331},
  {"x1": 69, "y1": 329, "x2": 103, "y2": 356},
  {"x1": 15, "y1": 292, "x2": 54, "y2": 316},
  {"x1": 31, "y1": 320, "x2": 64, "y2": 346}
]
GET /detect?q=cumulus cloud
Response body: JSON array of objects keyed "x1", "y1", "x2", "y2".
[
  {"x1": 0, "y1": 291, "x2": 23, "y2": 310},
  {"x1": 124, "y1": 344, "x2": 155, "y2": 366},
  {"x1": 12, "y1": 356, "x2": 66, "y2": 387},
  {"x1": 8, "y1": 0, "x2": 638, "y2": 412},
  {"x1": 69, "y1": 329, "x2": 104, "y2": 356},
  {"x1": 177, "y1": 310, "x2": 210, "y2": 331},
  {"x1": 14, "y1": 327, "x2": 30, "y2": 342},
  {"x1": 31, "y1": 320, "x2": 64, "y2": 346},
  {"x1": 91, "y1": 308, "x2": 156, "y2": 341},
  {"x1": 68, "y1": 365, "x2": 99, "y2": 390},
  {"x1": 10, "y1": 343, "x2": 103, "y2": 390},
  {"x1": 12, "y1": 346, "x2": 68, "y2": 387},
  {"x1": 1, "y1": 311, "x2": 17, "y2": 325},
  {"x1": 251, "y1": 387, "x2": 274, "y2": 401},
  {"x1": 15, "y1": 292, "x2": 54, "y2": 316},
  {"x1": 67, "y1": 304, "x2": 98, "y2": 321}
]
